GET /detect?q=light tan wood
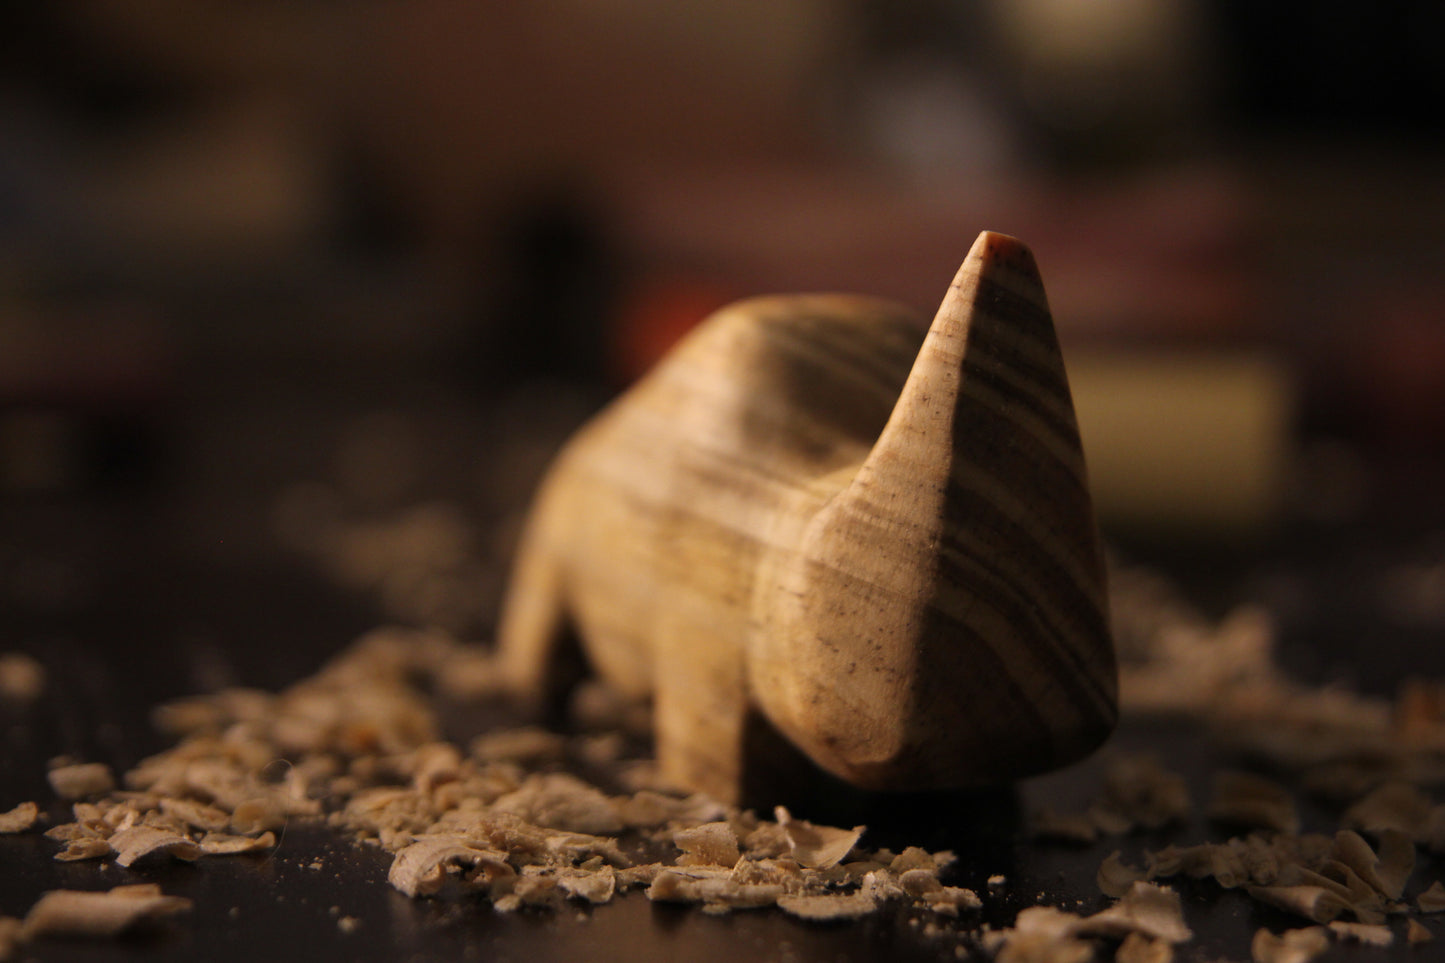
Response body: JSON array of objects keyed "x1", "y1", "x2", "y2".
[{"x1": 497, "y1": 231, "x2": 1116, "y2": 803}]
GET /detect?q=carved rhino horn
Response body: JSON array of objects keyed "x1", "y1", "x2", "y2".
[{"x1": 752, "y1": 231, "x2": 1117, "y2": 790}]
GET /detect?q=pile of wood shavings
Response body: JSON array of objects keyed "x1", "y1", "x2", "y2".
[
  {"x1": 3, "y1": 627, "x2": 1029, "y2": 959},
  {"x1": 10, "y1": 546, "x2": 1445, "y2": 961}
]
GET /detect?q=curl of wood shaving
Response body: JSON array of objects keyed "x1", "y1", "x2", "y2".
[
  {"x1": 20, "y1": 884, "x2": 191, "y2": 941},
  {"x1": 1245, "y1": 885, "x2": 1350, "y2": 924},
  {"x1": 1250, "y1": 926, "x2": 1328, "y2": 963},
  {"x1": 0, "y1": 802, "x2": 39, "y2": 834},
  {"x1": 1140, "y1": 826, "x2": 1420, "y2": 926},
  {"x1": 985, "y1": 882, "x2": 1192, "y2": 963},
  {"x1": 1330, "y1": 828, "x2": 1413, "y2": 900},
  {"x1": 774, "y1": 806, "x2": 863, "y2": 870}
]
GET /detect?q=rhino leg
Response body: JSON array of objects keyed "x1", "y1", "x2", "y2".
[{"x1": 652, "y1": 614, "x2": 749, "y2": 805}]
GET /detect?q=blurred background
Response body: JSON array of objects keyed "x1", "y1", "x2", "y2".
[{"x1": 1, "y1": 0, "x2": 1443, "y2": 652}]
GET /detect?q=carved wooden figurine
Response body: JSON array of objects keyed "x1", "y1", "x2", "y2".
[{"x1": 498, "y1": 231, "x2": 1116, "y2": 804}]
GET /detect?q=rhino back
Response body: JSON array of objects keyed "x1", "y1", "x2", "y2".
[{"x1": 547, "y1": 295, "x2": 924, "y2": 695}]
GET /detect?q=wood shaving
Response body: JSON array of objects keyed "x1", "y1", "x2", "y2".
[
  {"x1": 1331, "y1": 828, "x2": 1413, "y2": 901},
  {"x1": 982, "y1": 907, "x2": 1098, "y2": 963},
  {"x1": 1250, "y1": 926, "x2": 1329, "y2": 963},
  {"x1": 159, "y1": 797, "x2": 232, "y2": 832},
  {"x1": 673, "y1": 822, "x2": 741, "y2": 866},
  {"x1": 0, "y1": 917, "x2": 21, "y2": 963},
  {"x1": 1075, "y1": 882, "x2": 1192, "y2": 944},
  {"x1": 1407, "y1": 918, "x2": 1434, "y2": 943},
  {"x1": 46, "y1": 762, "x2": 115, "y2": 800},
  {"x1": 774, "y1": 806, "x2": 863, "y2": 870},
  {"x1": 1326, "y1": 920, "x2": 1393, "y2": 945},
  {"x1": 1115, "y1": 931, "x2": 1172, "y2": 963},
  {"x1": 775, "y1": 891, "x2": 879, "y2": 921},
  {"x1": 1244, "y1": 885, "x2": 1350, "y2": 924},
  {"x1": 985, "y1": 882, "x2": 1192, "y2": 963},
  {"x1": 647, "y1": 867, "x2": 784, "y2": 912},
  {"x1": 54, "y1": 837, "x2": 113, "y2": 861},
  {"x1": 0, "y1": 652, "x2": 45, "y2": 703},
  {"x1": 1097, "y1": 851, "x2": 1148, "y2": 898},
  {"x1": 1418, "y1": 880, "x2": 1445, "y2": 913},
  {"x1": 1207, "y1": 771, "x2": 1299, "y2": 834},
  {"x1": 197, "y1": 830, "x2": 277, "y2": 855},
  {"x1": 388, "y1": 835, "x2": 515, "y2": 898},
  {"x1": 1099, "y1": 755, "x2": 1191, "y2": 831},
  {"x1": 20, "y1": 884, "x2": 191, "y2": 941},
  {"x1": 0, "y1": 801, "x2": 39, "y2": 834},
  {"x1": 109, "y1": 825, "x2": 203, "y2": 867},
  {"x1": 491, "y1": 774, "x2": 624, "y2": 835}
]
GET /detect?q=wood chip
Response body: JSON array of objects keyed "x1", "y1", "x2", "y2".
[
  {"x1": 1417, "y1": 880, "x2": 1445, "y2": 913},
  {"x1": 54, "y1": 837, "x2": 113, "y2": 861},
  {"x1": 673, "y1": 822, "x2": 741, "y2": 867},
  {"x1": 21, "y1": 884, "x2": 191, "y2": 940},
  {"x1": 108, "y1": 826, "x2": 202, "y2": 867},
  {"x1": 556, "y1": 865, "x2": 616, "y2": 904},
  {"x1": 1327, "y1": 921, "x2": 1393, "y2": 946},
  {"x1": 1331, "y1": 829, "x2": 1413, "y2": 900},
  {"x1": 1245, "y1": 885, "x2": 1350, "y2": 924},
  {"x1": 1407, "y1": 919, "x2": 1434, "y2": 944},
  {"x1": 0, "y1": 916, "x2": 21, "y2": 962},
  {"x1": 491, "y1": 774, "x2": 623, "y2": 835},
  {"x1": 387, "y1": 836, "x2": 514, "y2": 898},
  {"x1": 774, "y1": 806, "x2": 863, "y2": 870},
  {"x1": 1098, "y1": 851, "x2": 1148, "y2": 898},
  {"x1": 158, "y1": 798, "x2": 231, "y2": 833},
  {"x1": 1116, "y1": 931, "x2": 1173, "y2": 963},
  {"x1": 197, "y1": 831, "x2": 277, "y2": 855},
  {"x1": 776, "y1": 891, "x2": 878, "y2": 921},
  {"x1": 1076, "y1": 882, "x2": 1192, "y2": 944},
  {"x1": 0, "y1": 802, "x2": 39, "y2": 834},
  {"x1": 46, "y1": 763, "x2": 114, "y2": 801},
  {"x1": 647, "y1": 868, "x2": 782, "y2": 912},
  {"x1": 1250, "y1": 926, "x2": 1329, "y2": 963},
  {"x1": 0, "y1": 652, "x2": 45, "y2": 703}
]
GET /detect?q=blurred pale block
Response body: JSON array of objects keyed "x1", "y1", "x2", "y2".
[{"x1": 1067, "y1": 352, "x2": 1294, "y2": 537}]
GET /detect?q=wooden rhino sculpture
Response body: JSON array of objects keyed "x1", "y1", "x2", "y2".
[{"x1": 497, "y1": 231, "x2": 1116, "y2": 804}]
